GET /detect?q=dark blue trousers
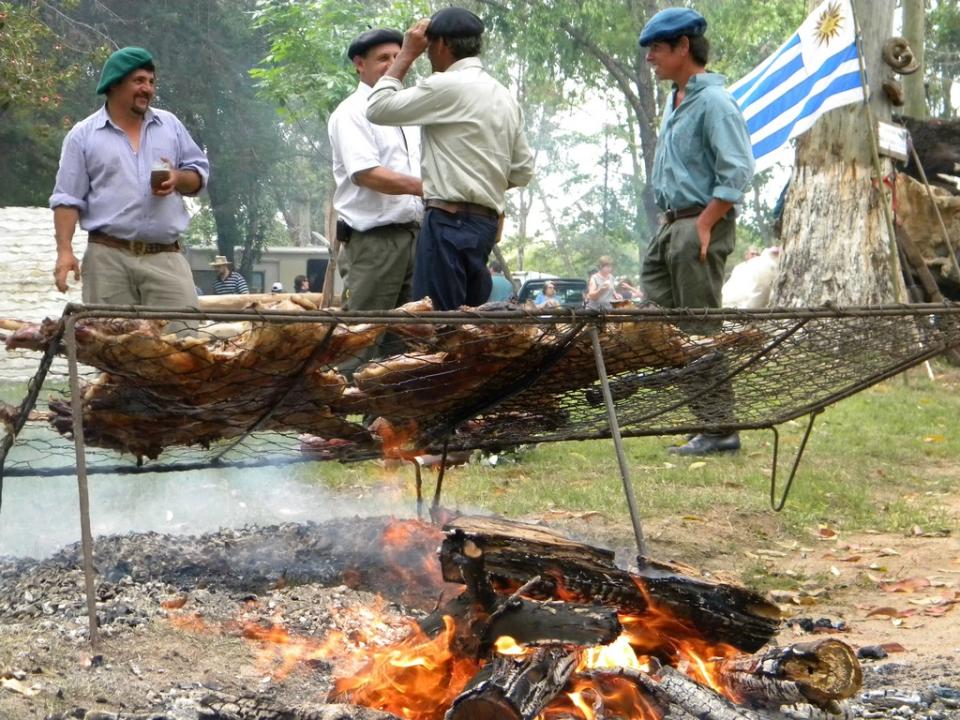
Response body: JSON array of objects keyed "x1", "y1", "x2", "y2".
[{"x1": 413, "y1": 208, "x2": 498, "y2": 310}]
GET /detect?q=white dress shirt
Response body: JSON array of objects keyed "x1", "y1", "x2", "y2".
[
  {"x1": 366, "y1": 57, "x2": 535, "y2": 214},
  {"x1": 328, "y1": 81, "x2": 422, "y2": 232}
]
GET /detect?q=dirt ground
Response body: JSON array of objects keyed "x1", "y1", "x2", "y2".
[{"x1": 0, "y1": 496, "x2": 957, "y2": 719}]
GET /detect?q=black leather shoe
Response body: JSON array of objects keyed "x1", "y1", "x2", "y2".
[{"x1": 667, "y1": 432, "x2": 741, "y2": 456}]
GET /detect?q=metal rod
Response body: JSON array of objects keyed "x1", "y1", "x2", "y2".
[
  {"x1": 588, "y1": 326, "x2": 646, "y2": 557},
  {"x1": 58, "y1": 301, "x2": 960, "y2": 326},
  {"x1": 65, "y1": 316, "x2": 99, "y2": 648}
]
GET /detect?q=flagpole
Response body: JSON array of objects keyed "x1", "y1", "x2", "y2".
[{"x1": 848, "y1": 0, "x2": 908, "y2": 303}]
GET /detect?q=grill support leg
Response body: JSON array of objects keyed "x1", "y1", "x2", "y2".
[
  {"x1": 65, "y1": 316, "x2": 99, "y2": 647},
  {"x1": 589, "y1": 326, "x2": 646, "y2": 557}
]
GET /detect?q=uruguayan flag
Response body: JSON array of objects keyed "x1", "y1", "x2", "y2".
[{"x1": 729, "y1": 0, "x2": 864, "y2": 171}]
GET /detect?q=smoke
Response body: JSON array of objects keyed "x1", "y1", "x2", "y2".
[{"x1": 0, "y1": 464, "x2": 420, "y2": 559}]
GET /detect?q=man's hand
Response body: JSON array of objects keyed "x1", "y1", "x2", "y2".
[
  {"x1": 694, "y1": 199, "x2": 734, "y2": 263},
  {"x1": 54, "y1": 250, "x2": 81, "y2": 293},
  {"x1": 695, "y1": 216, "x2": 712, "y2": 263},
  {"x1": 152, "y1": 156, "x2": 178, "y2": 197},
  {"x1": 402, "y1": 18, "x2": 431, "y2": 57}
]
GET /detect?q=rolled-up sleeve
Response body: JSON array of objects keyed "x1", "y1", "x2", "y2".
[
  {"x1": 708, "y1": 107, "x2": 754, "y2": 204},
  {"x1": 367, "y1": 76, "x2": 449, "y2": 127},
  {"x1": 49, "y1": 128, "x2": 89, "y2": 211},
  {"x1": 174, "y1": 119, "x2": 210, "y2": 195}
]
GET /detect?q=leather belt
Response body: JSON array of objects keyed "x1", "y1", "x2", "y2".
[
  {"x1": 88, "y1": 231, "x2": 181, "y2": 256},
  {"x1": 425, "y1": 199, "x2": 499, "y2": 220},
  {"x1": 660, "y1": 206, "x2": 705, "y2": 224},
  {"x1": 366, "y1": 221, "x2": 420, "y2": 233}
]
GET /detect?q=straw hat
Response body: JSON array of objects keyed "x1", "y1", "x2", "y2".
[{"x1": 209, "y1": 255, "x2": 231, "y2": 267}]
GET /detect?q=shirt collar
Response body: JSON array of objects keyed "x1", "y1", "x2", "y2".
[
  {"x1": 446, "y1": 57, "x2": 483, "y2": 73},
  {"x1": 673, "y1": 71, "x2": 727, "y2": 98},
  {"x1": 95, "y1": 104, "x2": 161, "y2": 130},
  {"x1": 355, "y1": 80, "x2": 374, "y2": 98}
]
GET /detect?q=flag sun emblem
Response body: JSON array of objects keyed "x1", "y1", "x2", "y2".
[{"x1": 814, "y1": 1, "x2": 845, "y2": 46}]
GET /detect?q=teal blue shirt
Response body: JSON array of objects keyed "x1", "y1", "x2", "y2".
[
  {"x1": 488, "y1": 274, "x2": 514, "y2": 301},
  {"x1": 651, "y1": 73, "x2": 754, "y2": 212}
]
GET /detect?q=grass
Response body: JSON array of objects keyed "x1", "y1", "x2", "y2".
[{"x1": 300, "y1": 363, "x2": 960, "y2": 549}]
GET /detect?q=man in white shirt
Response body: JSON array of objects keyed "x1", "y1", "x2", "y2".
[
  {"x1": 366, "y1": 7, "x2": 534, "y2": 310},
  {"x1": 328, "y1": 28, "x2": 423, "y2": 313}
]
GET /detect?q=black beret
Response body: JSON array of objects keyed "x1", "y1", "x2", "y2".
[
  {"x1": 427, "y1": 7, "x2": 484, "y2": 39},
  {"x1": 347, "y1": 28, "x2": 404, "y2": 60}
]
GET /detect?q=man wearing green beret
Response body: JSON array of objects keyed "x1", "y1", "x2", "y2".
[{"x1": 50, "y1": 46, "x2": 210, "y2": 308}]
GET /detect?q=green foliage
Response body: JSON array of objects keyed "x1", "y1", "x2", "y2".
[
  {"x1": 250, "y1": 0, "x2": 430, "y2": 124},
  {"x1": 926, "y1": 0, "x2": 960, "y2": 117}
]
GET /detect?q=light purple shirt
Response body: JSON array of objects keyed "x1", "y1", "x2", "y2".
[{"x1": 50, "y1": 105, "x2": 210, "y2": 244}]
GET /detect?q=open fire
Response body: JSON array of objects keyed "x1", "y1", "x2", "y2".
[{"x1": 166, "y1": 516, "x2": 861, "y2": 720}]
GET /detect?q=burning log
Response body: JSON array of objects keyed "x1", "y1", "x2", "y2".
[
  {"x1": 621, "y1": 663, "x2": 769, "y2": 720},
  {"x1": 197, "y1": 691, "x2": 402, "y2": 719},
  {"x1": 444, "y1": 645, "x2": 577, "y2": 720},
  {"x1": 437, "y1": 516, "x2": 781, "y2": 653},
  {"x1": 717, "y1": 638, "x2": 862, "y2": 711},
  {"x1": 421, "y1": 539, "x2": 622, "y2": 657}
]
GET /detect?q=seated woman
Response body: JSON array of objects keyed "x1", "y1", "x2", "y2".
[{"x1": 535, "y1": 281, "x2": 560, "y2": 308}]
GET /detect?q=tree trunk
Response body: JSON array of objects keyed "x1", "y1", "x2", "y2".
[
  {"x1": 771, "y1": 0, "x2": 906, "y2": 307},
  {"x1": 208, "y1": 177, "x2": 241, "y2": 263},
  {"x1": 901, "y1": 0, "x2": 926, "y2": 118}
]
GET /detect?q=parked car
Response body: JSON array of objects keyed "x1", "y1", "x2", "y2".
[{"x1": 517, "y1": 278, "x2": 587, "y2": 308}]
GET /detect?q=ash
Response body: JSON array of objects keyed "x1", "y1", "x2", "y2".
[{"x1": 0, "y1": 517, "x2": 957, "y2": 720}]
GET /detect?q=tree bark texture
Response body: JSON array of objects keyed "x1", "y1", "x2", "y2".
[
  {"x1": 772, "y1": 0, "x2": 905, "y2": 307},
  {"x1": 901, "y1": 0, "x2": 926, "y2": 118}
]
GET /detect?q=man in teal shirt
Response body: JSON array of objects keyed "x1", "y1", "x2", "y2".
[
  {"x1": 487, "y1": 260, "x2": 514, "y2": 301},
  {"x1": 638, "y1": 7, "x2": 754, "y2": 456}
]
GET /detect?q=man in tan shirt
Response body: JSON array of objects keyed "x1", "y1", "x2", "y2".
[{"x1": 367, "y1": 6, "x2": 534, "y2": 310}]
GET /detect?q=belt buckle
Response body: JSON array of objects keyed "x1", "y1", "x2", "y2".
[{"x1": 130, "y1": 240, "x2": 148, "y2": 256}]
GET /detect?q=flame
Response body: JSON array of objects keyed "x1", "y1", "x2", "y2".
[
  {"x1": 333, "y1": 615, "x2": 480, "y2": 719},
  {"x1": 372, "y1": 417, "x2": 424, "y2": 461},
  {"x1": 494, "y1": 635, "x2": 530, "y2": 656}
]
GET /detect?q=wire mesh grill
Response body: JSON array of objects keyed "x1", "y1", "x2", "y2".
[{"x1": 2, "y1": 300, "x2": 959, "y2": 478}]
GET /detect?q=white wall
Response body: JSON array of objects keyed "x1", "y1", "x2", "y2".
[{"x1": 0, "y1": 207, "x2": 85, "y2": 382}]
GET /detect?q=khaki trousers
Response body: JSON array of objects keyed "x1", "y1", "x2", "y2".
[{"x1": 81, "y1": 242, "x2": 199, "y2": 308}]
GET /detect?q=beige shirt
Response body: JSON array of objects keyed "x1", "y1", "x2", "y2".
[{"x1": 366, "y1": 57, "x2": 534, "y2": 214}]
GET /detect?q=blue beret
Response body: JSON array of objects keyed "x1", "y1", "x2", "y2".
[
  {"x1": 427, "y1": 7, "x2": 484, "y2": 39},
  {"x1": 347, "y1": 28, "x2": 404, "y2": 60},
  {"x1": 96, "y1": 47, "x2": 154, "y2": 95},
  {"x1": 638, "y1": 8, "x2": 707, "y2": 47}
]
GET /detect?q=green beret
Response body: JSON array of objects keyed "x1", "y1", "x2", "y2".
[{"x1": 96, "y1": 47, "x2": 154, "y2": 95}]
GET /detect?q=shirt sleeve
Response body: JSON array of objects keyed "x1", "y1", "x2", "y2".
[
  {"x1": 49, "y1": 127, "x2": 89, "y2": 211},
  {"x1": 174, "y1": 117, "x2": 210, "y2": 195},
  {"x1": 508, "y1": 109, "x2": 535, "y2": 189},
  {"x1": 237, "y1": 274, "x2": 249, "y2": 294},
  {"x1": 366, "y1": 75, "x2": 453, "y2": 127},
  {"x1": 330, "y1": 102, "x2": 382, "y2": 182},
  {"x1": 706, "y1": 100, "x2": 754, "y2": 204}
]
